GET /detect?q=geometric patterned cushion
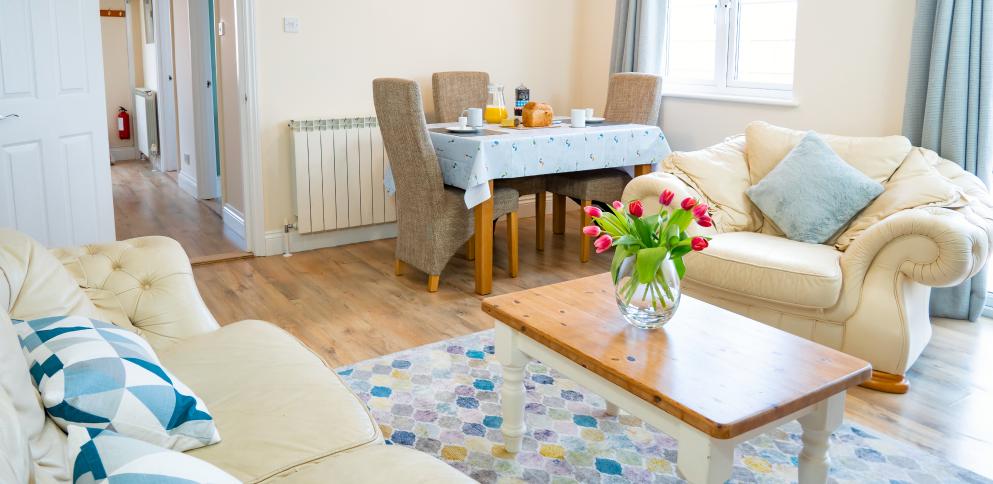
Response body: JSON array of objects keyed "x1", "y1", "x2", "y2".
[
  {"x1": 12, "y1": 316, "x2": 220, "y2": 451},
  {"x1": 68, "y1": 426, "x2": 238, "y2": 484}
]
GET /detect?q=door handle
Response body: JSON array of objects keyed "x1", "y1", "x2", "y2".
[
  {"x1": 206, "y1": 81, "x2": 212, "y2": 88},
  {"x1": 0, "y1": 113, "x2": 20, "y2": 121}
]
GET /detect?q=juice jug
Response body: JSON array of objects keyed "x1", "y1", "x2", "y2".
[{"x1": 484, "y1": 84, "x2": 508, "y2": 124}]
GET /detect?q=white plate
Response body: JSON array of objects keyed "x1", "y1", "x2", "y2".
[
  {"x1": 445, "y1": 126, "x2": 479, "y2": 133},
  {"x1": 586, "y1": 117, "x2": 606, "y2": 124}
]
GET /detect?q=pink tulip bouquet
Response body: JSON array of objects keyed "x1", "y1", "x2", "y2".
[{"x1": 583, "y1": 190, "x2": 712, "y2": 323}]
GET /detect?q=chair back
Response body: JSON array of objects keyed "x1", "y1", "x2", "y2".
[
  {"x1": 604, "y1": 72, "x2": 663, "y2": 125},
  {"x1": 373, "y1": 78, "x2": 444, "y2": 211},
  {"x1": 431, "y1": 71, "x2": 489, "y2": 123}
]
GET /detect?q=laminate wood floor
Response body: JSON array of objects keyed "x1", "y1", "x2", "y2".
[
  {"x1": 112, "y1": 159, "x2": 245, "y2": 259},
  {"x1": 191, "y1": 213, "x2": 993, "y2": 479}
]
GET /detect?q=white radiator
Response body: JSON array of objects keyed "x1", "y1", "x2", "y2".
[
  {"x1": 133, "y1": 88, "x2": 159, "y2": 158},
  {"x1": 290, "y1": 117, "x2": 396, "y2": 234}
]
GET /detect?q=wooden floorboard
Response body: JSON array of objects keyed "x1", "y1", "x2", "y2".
[
  {"x1": 112, "y1": 159, "x2": 246, "y2": 260},
  {"x1": 191, "y1": 212, "x2": 993, "y2": 479}
]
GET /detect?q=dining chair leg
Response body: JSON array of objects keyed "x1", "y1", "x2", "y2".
[
  {"x1": 535, "y1": 191, "x2": 546, "y2": 251},
  {"x1": 394, "y1": 259, "x2": 404, "y2": 276},
  {"x1": 552, "y1": 193, "x2": 566, "y2": 235},
  {"x1": 579, "y1": 199, "x2": 592, "y2": 263},
  {"x1": 427, "y1": 274, "x2": 441, "y2": 292},
  {"x1": 507, "y1": 212, "x2": 519, "y2": 278},
  {"x1": 466, "y1": 236, "x2": 475, "y2": 261}
]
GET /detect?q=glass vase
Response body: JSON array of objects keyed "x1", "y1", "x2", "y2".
[{"x1": 613, "y1": 255, "x2": 681, "y2": 329}]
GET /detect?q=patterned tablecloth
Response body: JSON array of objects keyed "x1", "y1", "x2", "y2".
[{"x1": 384, "y1": 121, "x2": 673, "y2": 208}]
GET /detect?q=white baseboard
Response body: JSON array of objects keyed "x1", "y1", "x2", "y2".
[
  {"x1": 263, "y1": 223, "x2": 397, "y2": 256},
  {"x1": 222, "y1": 204, "x2": 246, "y2": 247},
  {"x1": 177, "y1": 171, "x2": 198, "y2": 198},
  {"x1": 110, "y1": 146, "x2": 139, "y2": 162}
]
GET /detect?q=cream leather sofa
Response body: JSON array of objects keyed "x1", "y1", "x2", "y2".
[
  {"x1": 0, "y1": 229, "x2": 472, "y2": 484},
  {"x1": 622, "y1": 123, "x2": 993, "y2": 394}
]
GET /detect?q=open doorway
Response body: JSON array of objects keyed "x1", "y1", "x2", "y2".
[{"x1": 98, "y1": 0, "x2": 248, "y2": 262}]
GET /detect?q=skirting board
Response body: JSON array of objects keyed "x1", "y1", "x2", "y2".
[
  {"x1": 222, "y1": 204, "x2": 247, "y2": 246},
  {"x1": 263, "y1": 223, "x2": 398, "y2": 256},
  {"x1": 177, "y1": 171, "x2": 198, "y2": 199},
  {"x1": 110, "y1": 146, "x2": 139, "y2": 162}
]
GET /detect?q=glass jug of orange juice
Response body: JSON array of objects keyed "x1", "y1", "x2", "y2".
[{"x1": 484, "y1": 84, "x2": 508, "y2": 124}]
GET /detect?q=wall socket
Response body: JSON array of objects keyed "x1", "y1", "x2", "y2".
[
  {"x1": 183, "y1": 154, "x2": 191, "y2": 166},
  {"x1": 283, "y1": 17, "x2": 300, "y2": 33}
]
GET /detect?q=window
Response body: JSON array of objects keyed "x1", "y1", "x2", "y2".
[{"x1": 663, "y1": 0, "x2": 798, "y2": 103}]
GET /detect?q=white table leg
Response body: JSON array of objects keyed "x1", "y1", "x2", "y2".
[
  {"x1": 605, "y1": 401, "x2": 620, "y2": 416},
  {"x1": 797, "y1": 392, "x2": 845, "y2": 483},
  {"x1": 495, "y1": 323, "x2": 528, "y2": 453},
  {"x1": 676, "y1": 424, "x2": 734, "y2": 484}
]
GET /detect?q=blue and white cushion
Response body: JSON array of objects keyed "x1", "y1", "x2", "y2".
[
  {"x1": 13, "y1": 316, "x2": 220, "y2": 451},
  {"x1": 68, "y1": 426, "x2": 239, "y2": 484}
]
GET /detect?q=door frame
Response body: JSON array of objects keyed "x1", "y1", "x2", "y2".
[{"x1": 236, "y1": 0, "x2": 265, "y2": 255}]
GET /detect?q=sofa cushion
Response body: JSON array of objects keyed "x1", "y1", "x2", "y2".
[
  {"x1": 746, "y1": 132, "x2": 884, "y2": 244},
  {"x1": 835, "y1": 148, "x2": 966, "y2": 251},
  {"x1": 267, "y1": 445, "x2": 474, "y2": 484},
  {"x1": 661, "y1": 135, "x2": 763, "y2": 232},
  {"x1": 0, "y1": 387, "x2": 31, "y2": 484},
  {"x1": 13, "y1": 315, "x2": 221, "y2": 452},
  {"x1": 159, "y1": 320, "x2": 380, "y2": 483},
  {"x1": 68, "y1": 426, "x2": 239, "y2": 484},
  {"x1": 685, "y1": 232, "x2": 843, "y2": 308},
  {"x1": 745, "y1": 121, "x2": 912, "y2": 184}
]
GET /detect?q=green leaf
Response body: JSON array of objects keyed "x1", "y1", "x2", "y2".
[
  {"x1": 614, "y1": 234, "x2": 641, "y2": 247},
  {"x1": 671, "y1": 245, "x2": 692, "y2": 258},
  {"x1": 630, "y1": 215, "x2": 654, "y2": 247},
  {"x1": 635, "y1": 247, "x2": 668, "y2": 285},
  {"x1": 673, "y1": 256, "x2": 686, "y2": 279},
  {"x1": 610, "y1": 245, "x2": 631, "y2": 284}
]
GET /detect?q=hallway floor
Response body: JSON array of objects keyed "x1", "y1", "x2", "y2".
[{"x1": 112, "y1": 159, "x2": 245, "y2": 259}]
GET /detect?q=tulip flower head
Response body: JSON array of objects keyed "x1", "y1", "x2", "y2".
[
  {"x1": 696, "y1": 215, "x2": 713, "y2": 228},
  {"x1": 594, "y1": 234, "x2": 613, "y2": 254},
  {"x1": 582, "y1": 225, "x2": 601, "y2": 237},
  {"x1": 691, "y1": 236, "x2": 709, "y2": 251},
  {"x1": 659, "y1": 189, "x2": 674, "y2": 206},
  {"x1": 692, "y1": 203, "x2": 709, "y2": 219},
  {"x1": 611, "y1": 200, "x2": 624, "y2": 211},
  {"x1": 680, "y1": 197, "x2": 697, "y2": 211},
  {"x1": 583, "y1": 205, "x2": 603, "y2": 218},
  {"x1": 628, "y1": 200, "x2": 644, "y2": 218}
]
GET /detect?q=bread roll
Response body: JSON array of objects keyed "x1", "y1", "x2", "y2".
[{"x1": 522, "y1": 102, "x2": 554, "y2": 128}]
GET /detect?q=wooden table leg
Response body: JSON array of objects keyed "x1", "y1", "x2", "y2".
[
  {"x1": 474, "y1": 181, "x2": 494, "y2": 295},
  {"x1": 634, "y1": 164, "x2": 652, "y2": 177},
  {"x1": 507, "y1": 212, "x2": 519, "y2": 278},
  {"x1": 552, "y1": 193, "x2": 566, "y2": 235},
  {"x1": 579, "y1": 199, "x2": 592, "y2": 263},
  {"x1": 535, "y1": 191, "x2": 546, "y2": 251},
  {"x1": 798, "y1": 392, "x2": 844, "y2": 483},
  {"x1": 676, "y1": 424, "x2": 734, "y2": 484},
  {"x1": 496, "y1": 323, "x2": 528, "y2": 453}
]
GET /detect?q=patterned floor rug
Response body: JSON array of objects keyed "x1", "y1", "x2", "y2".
[{"x1": 337, "y1": 331, "x2": 987, "y2": 483}]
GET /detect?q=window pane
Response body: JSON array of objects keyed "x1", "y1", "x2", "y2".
[
  {"x1": 666, "y1": 0, "x2": 717, "y2": 83},
  {"x1": 733, "y1": 0, "x2": 796, "y2": 86}
]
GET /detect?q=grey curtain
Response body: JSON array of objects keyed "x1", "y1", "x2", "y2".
[
  {"x1": 902, "y1": 0, "x2": 993, "y2": 321},
  {"x1": 610, "y1": 0, "x2": 668, "y2": 74}
]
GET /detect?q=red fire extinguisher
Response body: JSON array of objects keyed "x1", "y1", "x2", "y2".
[{"x1": 117, "y1": 107, "x2": 131, "y2": 140}]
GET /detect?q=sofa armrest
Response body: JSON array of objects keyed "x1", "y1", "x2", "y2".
[
  {"x1": 622, "y1": 172, "x2": 703, "y2": 214},
  {"x1": 842, "y1": 207, "x2": 992, "y2": 288},
  {"x1": 52, "y1": 236, "x2": 219, "y2": 350}
]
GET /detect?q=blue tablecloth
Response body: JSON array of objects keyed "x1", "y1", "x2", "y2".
[{"x1": 384, "y1": 122, "x2": 672, "y2": 208}]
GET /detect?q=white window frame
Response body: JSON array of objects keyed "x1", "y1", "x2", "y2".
[{"x1": 661, "y1": 0, "x2": 798, "y2": 106}]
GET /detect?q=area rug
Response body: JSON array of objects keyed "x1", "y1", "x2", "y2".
[{"x1": 337, "y1": 331, "x2": 987, "y2": 483}]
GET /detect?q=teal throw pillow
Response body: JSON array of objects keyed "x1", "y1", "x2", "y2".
[{"x1": 746, "y1": 132, "x2": 884, "y2": 244}]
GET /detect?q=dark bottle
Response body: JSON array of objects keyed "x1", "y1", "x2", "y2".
[{"x1": 514, "y1": 83, "x2": 529, "y2": 118}]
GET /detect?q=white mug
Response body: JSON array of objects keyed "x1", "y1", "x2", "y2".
[
  {"x1": 458, "y1": 116, "x2": 468, "y2": 129},
  {"x1": 585, "y1": 108, "x2": 594, "y2": 119},
  {"x1": 571, "y1": 109, "x2": 587, "y2": 128},
  {"x1": 461, "y1": 108, "x2": 483, "y2": 128}
]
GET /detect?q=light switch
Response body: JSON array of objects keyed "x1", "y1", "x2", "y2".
[
  {"x1": 217, "y1": 20, "x2": 225, "y2": 36},
  {"x1": 283, "y1": 16, "x2": 300, "y2": 33}
]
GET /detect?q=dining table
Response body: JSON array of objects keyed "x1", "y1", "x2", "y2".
[{"x1": 384, "y1": 119, "x2": 673, "y2": 295}]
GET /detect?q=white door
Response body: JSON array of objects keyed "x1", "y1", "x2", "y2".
[
  {"x1": 190, "y1": 0, "x2": 220, "y2": 199},
  {"x1": 0, "y1": 0, "x2": 115, "y2": 247},
  {"x1": 154, "y1": 0, "x2": 179, "y2": 172}
]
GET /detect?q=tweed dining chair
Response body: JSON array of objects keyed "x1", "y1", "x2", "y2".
[
  {"x1": 547, "y1": 72, "x2": 664, "y2": 262},
  {"x1": 433, "y1": 71, "x2": 552, "y2": 252},
  {"x1": 373, "y1": 77, "x2": 520, "y2": 292}
]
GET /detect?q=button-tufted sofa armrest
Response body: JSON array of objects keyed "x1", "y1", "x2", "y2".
[{"x1": 51, "y1": 236, "x2": 220, "y2": 351}]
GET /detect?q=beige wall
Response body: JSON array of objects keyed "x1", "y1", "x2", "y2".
[
  {"x1": 99, "y1": 0, "x2": 133, "y2": 150},
  {"x1": 576, "y1": 0, "x2": 916, "y2": 151},
  {"x1": 254, "y1": 0, "x2": 591, "y2": 231},
  {"x1": 216, "y1": 0, "x2": 244, "y2": 213}
]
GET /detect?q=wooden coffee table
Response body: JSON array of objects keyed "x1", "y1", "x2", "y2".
[{"x1": 482, "y1": 274, "x2": 871, "y2": 484}]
